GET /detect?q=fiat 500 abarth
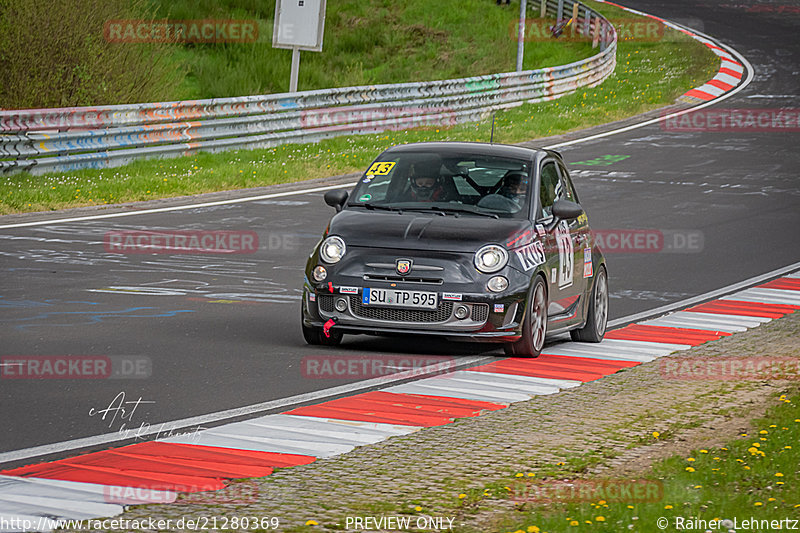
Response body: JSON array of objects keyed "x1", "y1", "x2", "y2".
[{"x1": 301, "y1": 142, "x2": 608, "y2": 357}]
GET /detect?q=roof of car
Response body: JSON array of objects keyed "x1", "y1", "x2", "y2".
[{"x1": 384, "y1": 142, "x2": 557, "y2": 160}]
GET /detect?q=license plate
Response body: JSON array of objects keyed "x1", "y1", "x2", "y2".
[{"x1": 362, "y1": 288, "x2": 438, "y2": 309}]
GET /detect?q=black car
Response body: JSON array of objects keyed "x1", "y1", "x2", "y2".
[{"x1": 301, "y1": 142, "x2": 608, "y2": 357}]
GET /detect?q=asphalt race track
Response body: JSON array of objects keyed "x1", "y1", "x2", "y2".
[{"x1": 1, "y1": 0, "x2": 798, "y2": 464}]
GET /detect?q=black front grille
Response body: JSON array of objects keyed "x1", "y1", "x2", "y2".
[
  {"x1": 349, "y1": 296, "x2": 453, "y2": 323},
  {"x1": 471, "y1": 304, "x2": 489, "y2": 323},
  {"x1": 318, "y1": 295, "x2": 335, "y2": 313}
]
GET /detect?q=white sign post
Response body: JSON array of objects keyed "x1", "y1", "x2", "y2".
[{"x1": 273, "y1": 0, "x2": 327, "y2": 93}]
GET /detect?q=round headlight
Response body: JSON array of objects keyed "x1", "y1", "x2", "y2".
[
  {"x1": 487, "y1": 276, "x2": 509, "y2": 292},
  {"x1": 319, "y1": 236, "x2": 346, "y2": 264},
  {"x1": 312, "y1": 265, "x2": 327, "y2": 281},
  {"x1": 474, "y1": 244, "x2": 508, "y2": 274}
]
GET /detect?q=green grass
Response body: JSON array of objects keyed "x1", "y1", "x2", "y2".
[
  {"x1": 0, "y1": 1, "x2": 719, "y2": 215},
  {"x1": 496, "y1": 392, "x2": 800, "y2": 533},
  {"x1": 155, "y1": 0, "x2": 595, "y2": 98}
]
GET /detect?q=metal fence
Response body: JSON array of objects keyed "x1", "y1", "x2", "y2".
[{"x1": 0, "y1": 0, "x2": 616, "y2": 176}]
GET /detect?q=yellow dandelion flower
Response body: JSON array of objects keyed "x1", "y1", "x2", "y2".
[
  {"x1": 305, "y1": 520, "x2": 318, "y2": 526},
  {"x1": 775, "y1": 473, "x2": 784, "y2": 477},
  {"x1": 652, "y1": 431, "x2": 660, "y2": 438},
  {"x1": 686, "y1": 467, "x2": 695, "y2": 472},
  {"x1": 596, "y1": 516, "x2": 606, "y2": 522},
  {"x1": 665, "y1": 505, "x2": 673, "y2": 509},
  {"x1": 686, "y1": 457, "x2": 696, "y2": 462},
  {"x1": 458, "y1": 493, "x2": 467, "y2": 499},
  {"x1": 415, "y1": 506, "x2": 422, "y2": 512},
  {"x1": 569, "y1": 520, "x2": 579, "y2": 526},
  {"x1": 754, "y1": 502, "x2": 763, "y2": 506},
  {"x1": 527, "y1": 527, "x2": 540, "y2": 533}
]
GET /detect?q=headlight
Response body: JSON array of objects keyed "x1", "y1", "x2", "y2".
[
  {"x1": 487, "y1": 276, "x2": 509, "y2": 292},
  {"x1": 312, "y1": 265, "x2": 327, "y2": 281},
  {"x1": 474, "y1": 244, "x2": 508, "y2": 273},
  {"x1": 319, "y1": 236, "x2": 346, "y2": 264}
]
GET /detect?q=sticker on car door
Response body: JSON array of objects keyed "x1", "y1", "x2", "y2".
[{"x1": 556, "y1": 220, "x2": 573, "y2": 289}]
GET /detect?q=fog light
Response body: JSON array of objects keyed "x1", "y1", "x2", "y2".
[
  {"x1": 454, "y1": 305, "x2": 469, "y2": 320},
  {"x1": 487, "y1": 275, "x2": 509, "y2": 293},
  {"x1": 312, "y1": 265, "x2": 327, "y2": 282},
  {"x1": 335, "y1": 298, "x2": 348, "y2": 312}
]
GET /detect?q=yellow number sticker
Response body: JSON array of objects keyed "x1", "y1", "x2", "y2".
[{"x1": 366, "y1": 162, "x2": 396, "y2": 175}]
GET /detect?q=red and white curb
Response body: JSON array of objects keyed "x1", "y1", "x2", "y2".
[
  {"x1": 596, "y1": 0, "x2": 746, "y2": 103},
  {"x1": 1, "y1": 272, "x2": 798, "y2": 531}
]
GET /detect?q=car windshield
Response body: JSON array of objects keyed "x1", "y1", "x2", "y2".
[{"x1": 346, "y1": 150, "x2": 532, "y2": 218}]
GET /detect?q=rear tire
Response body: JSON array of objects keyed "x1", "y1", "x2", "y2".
[
  {"x1": 301, "y1": 309, "x2": 343, "y2": 346},
  {"x1": 570, "y1": 265, "x2": 608, "y2": 343},
  {"x1": 504, "y1": 276, "x2": 547, "y2": 358}
]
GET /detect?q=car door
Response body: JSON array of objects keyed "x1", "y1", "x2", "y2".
[
  {"x1": 536, "y1": 159, "x2": 582, "y2": 325},
  {"x1": 556, "y1": 160, "x2": 588, "y2": 304}
]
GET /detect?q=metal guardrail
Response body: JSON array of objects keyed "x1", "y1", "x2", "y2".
[{"x1": 0, "y1": 0, "x2": 616, "y2": 176}]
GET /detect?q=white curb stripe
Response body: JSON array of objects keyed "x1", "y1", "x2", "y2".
[
  {"x1": 381, "y1": 382, "x2": 531, "y2": 403},
  {"x1": 641, "y1": 316, "x2": 747, "y2": 333},
  {"x1": 674, "y1": 311, "x2": 771, "y2": 325}
]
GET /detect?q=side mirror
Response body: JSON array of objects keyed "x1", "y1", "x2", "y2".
[
  {"x1": 551, "y1": 199, "x2": 583, "y2": 220},
  {"x1": 324, "y1": 189, "x2": 349, "y2": 212}
]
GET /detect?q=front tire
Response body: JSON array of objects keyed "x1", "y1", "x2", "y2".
[
  {"x1": 504, "y1": 276, "x2": 547, "y2": 357},
  {"x1": 570, "y1": 265, "x2": 608, "y2": 343}
]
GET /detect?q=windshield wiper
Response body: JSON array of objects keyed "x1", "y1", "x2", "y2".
[
  {"x1": 356, "y1": 202, "x2": 404, "y2": 213},
  {"x1": 428, "y1": 205, "x2": 500, "y2": 219}
]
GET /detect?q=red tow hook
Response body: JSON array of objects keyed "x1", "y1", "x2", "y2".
[{"x1": 323, "y1": 318, "x2": 337, "y2": 338}]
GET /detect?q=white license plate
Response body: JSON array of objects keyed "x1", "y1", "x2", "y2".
[{"x1": 362, "y1": 288, "x2": 438, "y2": 309}]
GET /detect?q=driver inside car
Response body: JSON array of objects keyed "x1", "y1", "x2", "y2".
[{"x1": 407, "y1": 158, "x2": 448, "y2": 202}]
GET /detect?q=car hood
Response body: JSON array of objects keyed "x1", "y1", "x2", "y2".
[{"x1": 327, "y1": 209, "x2": 531, "y2": 252}]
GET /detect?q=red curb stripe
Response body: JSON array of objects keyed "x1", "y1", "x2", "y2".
[
  {"x1": 758, "y1": 278, "x2": 800, "y2": 291},
  {"x1": 707, "y1": 79, "x2": 734, "y2": 91},
  {"x1": 537, "y1": 353, "x2": 640, "y2": 369},
  {"x1": 286, "y1": 390, "x2": 505, "y2": 426},
  {"x1": 604, "y1": 324, "x2": 727, "y2": 345},
  {"x1": 719, "y1": 67, "x2": 743, "y2": 79},
  {"x1": 354, "y1": 391, "x2": 505, "y2": 412},
  {"x1": 0, "y1": 462, "x2": 225, "y2": 492},
  {"x1": 469, "y1": 362, "x2": 605, "y2": 382},
  {"x1": 687, "y1": 300, "x2": 798, "y2": 318},
  {"x1": 684, "y1": 88, "x2": 715, "y2": 101},
  {"x1": 121, "y1": 441, "x2": 316, "y2": 468}
]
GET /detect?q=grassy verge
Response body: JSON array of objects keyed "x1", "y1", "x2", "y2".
[
  {"x1": 0, "y1": 1, "x2": 719, "y2": 215},
  {"x1": 160, "y1": 0, "x2": 595, "y2": 99},
  {"x1": 497, "y1": 392, "x2": 800, "y2": 533}
]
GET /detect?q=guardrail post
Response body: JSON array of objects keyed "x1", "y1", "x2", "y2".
[
  {"x1": 592, "y1": 17, "x2": 600, "y2": 48},
  {"x1": 583, "y1": 7, "x2": 591, "y2": 36},
  {"x1": 571, "y1": 3, "x2": 579, "y2": 36},
  {"x1": 540, "y1": 0, "x2": 546, "y2": 18},
  {"x1": 600, "y1": 21, "x2": 607, "y2": 51},
  {"x1": 557, "y1": 0, "x2": 563, "y2": 21}
]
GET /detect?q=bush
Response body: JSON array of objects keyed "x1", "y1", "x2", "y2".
[{"x1": 0, "y1": 0, "x2": 183, "y2": 109}]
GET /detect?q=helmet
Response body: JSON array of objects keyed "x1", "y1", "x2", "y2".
[
  {"x1": 500, "y1": 171, "x2": 528, "y2": 201},
  {"x1": 409, "y1": 156, "x2": 443, "y2": 201}
]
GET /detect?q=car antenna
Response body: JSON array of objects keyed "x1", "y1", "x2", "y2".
[{"x1": 490, "y1": 112, "x2": 496, "y2": 144}]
